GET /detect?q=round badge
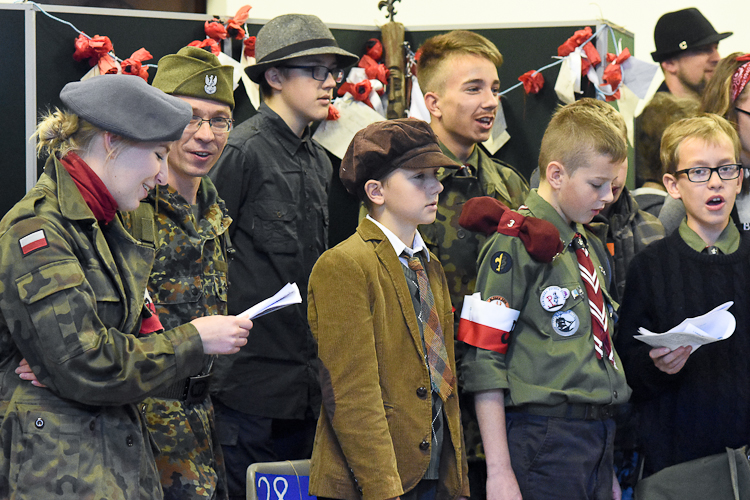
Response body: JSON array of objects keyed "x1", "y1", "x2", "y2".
[
  {"x1": 490, "y1": 251, "x2": 513, "y2": 274},
  {"x1": 552, "y1": 310, "x2": 579, "y2": 337},
  {"x1": 539, "y1": 286, "x2": 570, "y2": 312},
  {"x1": 486, "y1": 295, "x2": 510, "y2": 308}
]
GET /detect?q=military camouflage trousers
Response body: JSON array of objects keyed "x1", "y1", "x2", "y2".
[{"x1": 144, "y1": 395, "x2": 228, "y2": 500}]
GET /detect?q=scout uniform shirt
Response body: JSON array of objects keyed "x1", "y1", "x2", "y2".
[{"x1": 461, "y1": 190, "x2": 631, "y2": 408}]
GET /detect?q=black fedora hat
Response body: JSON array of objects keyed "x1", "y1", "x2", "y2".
[
  {"x1": 652, "y1": 8, "x2": 732, "y2": 63},
  {"x1": 245, "y1": 14, "x2": 359, "y2": 84}
]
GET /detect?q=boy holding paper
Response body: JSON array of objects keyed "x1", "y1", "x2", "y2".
[
  {"x1": 307, "y1": 118, "x2": 469, "y2": 500},
  {"x1": 616, "y1": 114, "x2": 750, "y2": 477},
  {"x1": 458, "y1": 100, "x2": 631, "y2": 500}
]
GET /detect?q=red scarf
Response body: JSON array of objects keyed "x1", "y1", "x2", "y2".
[{"x1": 61, "y1": 152, "x2": 118, "y2": 224}]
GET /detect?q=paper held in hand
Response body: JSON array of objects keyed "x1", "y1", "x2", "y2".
[
  {"x1": 634, "y1": 301, "x2": 736, "y2": 352},
  {"x1": 240, "y1": 283, "x2": 302, "y2": 320}
]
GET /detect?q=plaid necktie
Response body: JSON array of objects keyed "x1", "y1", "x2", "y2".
[
  {"x1": 570, "y1": 233, "x2": 616, "y2": 368},
  {"x1": 407, "y1": 255, "x2": 455, "y2": 400}
]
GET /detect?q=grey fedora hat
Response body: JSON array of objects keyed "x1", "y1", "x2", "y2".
[{"x1": 245, "y1": 14, "x2": 359, "y2": 83}]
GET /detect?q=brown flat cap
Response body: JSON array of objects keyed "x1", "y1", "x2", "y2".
[{"x1": 340, "y1": 118, "x2": 459, "y2": 199}]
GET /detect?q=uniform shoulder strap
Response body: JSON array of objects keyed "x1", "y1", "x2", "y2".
[{"x1": 129, "y1": 200, "x2": 157, "y2": 245}]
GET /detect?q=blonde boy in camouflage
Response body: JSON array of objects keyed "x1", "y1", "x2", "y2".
[
  {"x1": 127, "y1": 47, "x2": 235, "y2": 500},
  {"x1": 417, "y1": 30, "x2": 529, "y2": 496}
]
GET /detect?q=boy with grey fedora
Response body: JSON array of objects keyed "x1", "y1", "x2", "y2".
[{"x1": 208, "y1": 14, "x2": 357, "y2": 500}]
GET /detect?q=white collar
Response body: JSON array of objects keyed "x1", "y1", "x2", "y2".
[{"x1": 366, "y1": 215, "x2": 430, "y2": 263}]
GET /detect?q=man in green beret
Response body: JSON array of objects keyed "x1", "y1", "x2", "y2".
[{"x1": 123, "y1": 45, "x2": 236, "y2": 500}]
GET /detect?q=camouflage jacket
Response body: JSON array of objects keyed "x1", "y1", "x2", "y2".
[
  {"x1": 419, "y1": 143, "x2": 529, "y2": 314},
  {"x1": 589, "y1": 187, "x2": 665, "y2": 302},
  {"x1": 0, "y1": 156, "x2": 204, "y2": 499},
  {"x1": 123, "y1": 177, "x2": 232, "y2": 500}
]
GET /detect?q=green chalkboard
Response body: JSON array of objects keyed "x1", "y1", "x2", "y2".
[{"x1": 0, "y1": 5, "x2": 632, "y2": 247}]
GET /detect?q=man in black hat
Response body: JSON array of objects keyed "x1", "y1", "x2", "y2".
[
  {"x1": 651, "y1": 7, "x2": 732, "y2": 100},
  {"x1": 208, "y1": 13, "x2": 357, "y2": 500}
]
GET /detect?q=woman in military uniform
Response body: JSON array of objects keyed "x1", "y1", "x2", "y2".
[{"x1": 0, "y1": 75, "x2": 252, "y2": 499}]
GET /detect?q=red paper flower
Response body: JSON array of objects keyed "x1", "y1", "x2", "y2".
[
  {"x1": 518, "y1": 70, "x2": 544, "y2": 95},
  {"x1": 359, "y1": 54, "x2": 389, "y2": 85},
  {"x1": 558, "y1": 27, "x2": 592, "y2": 57},
  {"x1": 121, "y1": 48, "x2": 153, "y2": 81},
  {"x1": 601, "y1": 48, "x2": 631, "y2": 101},
  {"x1": 244, "y1": 36, "x2": 256, "y2": 59},
  {"x1": 338, "y1": 81, "x2": 374, "y2": 108},
  {"x1": 327, "y1": 104, "x2": 340, "y2": 121},
  {"x1": 226, "y1": 19, "x2": 246, "y2": 40},
  {"x1": 557, "y1": 27, "x2": 601, "y2": 75},
  {"x1": 188, "y1": 38, "x2": 221, "y2": 57},
  {"x1": 205, "y1": 19, "x2": 228, "y2": 41},
  {"x1": 232, "y1": 5, "x2": 252, "y2": 24},
  {"x1": 226, "y1": 5, "x2": 251, "y2": 40},
  {"x1": 365, "y1": 39, "x2": 383, "y2": 61},
  {"x1": 73, "y1": 33, "x2": 113, "y2": 65}
]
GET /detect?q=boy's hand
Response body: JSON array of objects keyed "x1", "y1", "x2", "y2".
[
  {"x1": 487, "y1": 469, "x2": 522, "y2": 500},
  {"x1": 16, "y1": 358, "x2": 46, "y2": 387},
  {"x1": 612, "y1": 469, "x2": 622, "y2": 500},
  {"x1": 649, "y1": 345, "x2": 692, "y2": 374}
]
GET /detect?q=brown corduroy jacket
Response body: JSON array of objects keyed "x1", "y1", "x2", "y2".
[{"x1": 307, "y1": 217, "x2": 469, "y2": 500}]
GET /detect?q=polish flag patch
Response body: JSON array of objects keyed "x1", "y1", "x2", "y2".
[
  {"x1": 19, "y1": 229, "x2": 48, "y2": 256},
  {"x1": 458, "y1": 293, "x2": 520, "y2": 354}
]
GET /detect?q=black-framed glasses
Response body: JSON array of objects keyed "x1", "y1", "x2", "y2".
[
  {"x1": 736, "y1": 107, "x2": 750, "y2": 118},
  {"x1": 674, "y1": 164, "x2": 742, "y2": 183},
  {"x1": 186, "y1": 116, "x2": 233, "y2": 134},
  {"x1": 282, "y1": 65, "x2": 344, "y2": 84}
]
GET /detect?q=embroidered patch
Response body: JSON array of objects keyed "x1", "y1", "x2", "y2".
[
  {"x1": 486, "y1": 295, "x2": 510, "y2": 308},
  {"x1": 552, "y1": 310, "x2": 579, "y2": 336},
  {"x1": 19, "y1": 229, "x2": 48, "y2": 256},
  {"x1": 490, "y1": 251, "x2": 512, "y2": 274},
  {"x1": 204, "y1": 75, "x2": 217, "y2": 95},
  {"x1": 540, "y1": 286, "x2": 570, "y2": 312}
]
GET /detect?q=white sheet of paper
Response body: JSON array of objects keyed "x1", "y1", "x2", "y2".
[
  {"x1": 312, "y1": 97, "x2": 386, "y2": 159},
  {"x1": 408, "y1": 75, "x2": 431, "y2": 123},
  {"x1": 240, "y1": 53, "x2": 260, "y2": 110},
  {"x1": 555, "y1": 57, "x2": 576, "y2": 105},
  {"x1": 482, "y1": 100, "x2": 510, "y2": 155},
  {"x1": 634, "y1": 301, "x2": 736, "y2": 351},
  {"x1": 217, "y1": 51, "x2": 242, "y2": 90},
  {"x1": 621, "y1": 56, "x2": 660, "y2": 100},
  {"x1": 617, "y1": 84, "x2": 639, "y2": 147},
  {"x1": 240, "y1": 283, "x2": 302, "y2": 320}
]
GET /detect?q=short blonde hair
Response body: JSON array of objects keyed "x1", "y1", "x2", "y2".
[
  {"x1": 417, "y1": 30, "x2": 503, "y2": 95},
  {"x1": 661, "y1": 113, "x2": 740, "y2": 176},
  {"x1": 539, "y1": 98, "x2": 627, "y2": 176}
]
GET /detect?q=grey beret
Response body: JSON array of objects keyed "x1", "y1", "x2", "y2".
[
  {"x1": 60, "y1": 74, "x2": 193, "y2": 142},
  {"x1": 246, "y1": 14, "x2": 359, "y2": 83}
]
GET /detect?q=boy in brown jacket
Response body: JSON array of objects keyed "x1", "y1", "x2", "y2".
[{"x1": 307, "y1": 118, "x2": 469, "y2": 500}]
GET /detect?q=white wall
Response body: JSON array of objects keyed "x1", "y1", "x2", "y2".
[{"x1": 209, "y1": 0, "x2": 748, "y2": 63}]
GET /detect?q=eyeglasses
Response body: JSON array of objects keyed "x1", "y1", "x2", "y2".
[
  {"x1": 282, "y1": 65, "x2": 344, "y2": 84},
  {"x1": 674, "y1": 164, "x2": 742, "y2": 183},
  {"x1": 736, "y1": 107, "x2": 750, "y2": 118},
  {"x1": 186, "y1": 116, "x2": 233, "y2": 133}
]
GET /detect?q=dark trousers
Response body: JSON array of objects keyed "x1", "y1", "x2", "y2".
[
  {"x1": 506, "y1": 412, "x2": 616, "y2": 500},
  {"x1": 318, "y1": 479, "x2": 438, "y2": 500},
  {"x1": 213, "y1": 400, "x2": 317, "y2": 500}
]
